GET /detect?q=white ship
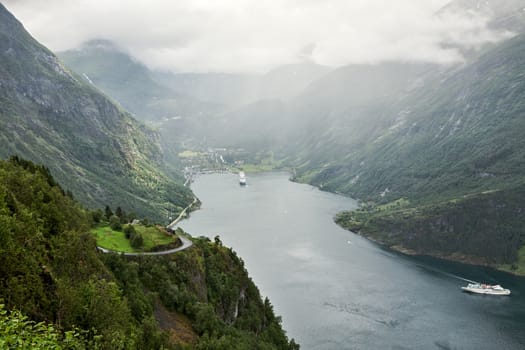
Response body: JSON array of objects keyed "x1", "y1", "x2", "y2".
[
  {"x1": 461, "y1": 283, "x2": 511, "y2": 295},
  {"x1": 239, "y1": 171, "x2": 247, "y2": 186}
]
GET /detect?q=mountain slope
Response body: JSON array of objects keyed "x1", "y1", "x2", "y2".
[
  {"x1": 60, "y1": 41, "x2": 332, "y2": 153},
  {"x1": 154, "y1": 62, "x2": 330, "y2": 108},
  {"x1": 314, "y1": 34, "x2": 525, "y2": 201},
  {"x1": 196, "y1": 61, "x2": 437, "y2": 154},
  {"x1": 58, "y1": 40, "x2": 223, "y2": 123},
  {"x1": 0, "y1": 158, "x2": 299, "y2": 349},
  {"x1": 327, "y1": 34, "x2": 525, "y2": 268},
  {"x1": 0, "y1": 4, "x2": 192, "y2": 221}
]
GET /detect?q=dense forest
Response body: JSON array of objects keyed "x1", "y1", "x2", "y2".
[{"x1": 0, "y1": 157, "x2": 298, "y2": 349}]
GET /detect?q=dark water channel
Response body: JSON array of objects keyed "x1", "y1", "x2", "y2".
[{"x1": 180, "y1": 172, "x2": 525, "y2": 350}]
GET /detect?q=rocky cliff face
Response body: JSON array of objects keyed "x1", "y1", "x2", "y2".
[{"x1": 0, "y1": 4, "x2": 193, "y2": 220}]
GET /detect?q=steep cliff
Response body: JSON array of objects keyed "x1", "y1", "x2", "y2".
[{"x1": 0, "y1": 4, "x2": 192, "y2": 221}]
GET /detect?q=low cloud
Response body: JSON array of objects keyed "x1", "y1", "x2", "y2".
[{"x1": 4, "y1": 0, "x2": 514, "y2": 73}]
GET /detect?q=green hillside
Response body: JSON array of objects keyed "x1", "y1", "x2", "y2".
[
  {"x1": 307, "y1": 34, "x2": 525, "y2": 201},
  {"x1": 305, "y1": 34, "x2": 525, "y2": 269},
  {"x1": 0, "y1": 157, "x2": 299, "y2": 349},
  {"x1": 58, "y1": 40, "x2": 229, "y2": 164},
  {"x1": 0, "y1": 4, "x2": 192, "y2": 222}
]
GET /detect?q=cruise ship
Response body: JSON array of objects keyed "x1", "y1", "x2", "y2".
[
  {"x1": 239, "y1": 171, "x2": 247, "y2": 186},
  {"x1": 461, "y1": 283, "x2": 511, "y2": 295}
]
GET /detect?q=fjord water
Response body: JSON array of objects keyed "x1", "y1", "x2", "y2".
[{"x1": 180, "y1": 173, "x2": 525, "y2": 350}]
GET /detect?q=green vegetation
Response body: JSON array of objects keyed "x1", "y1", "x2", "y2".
[
  {"x1": 374, "y1": 198, "x2": 410, "y2": 211},
  {"x1": 0, "y1": 7, "x2": 299, "y2": 347},
  {"x1": 236, "y1": 163, "x2": 276, "y2": 173},
  {"x1": 93, "y1": 226, "x2": 133, "y2": 252},
  {"x1": 0, "y1": 304, "x2": 92, "y2": 349},
  {"x1": 237, "y1": 151, "x2": 285, "y2": 172},
  {"x1": 92, "y1": 224, "x2": 177, "y2": 252},
  {"x1": 177, "y1": 147, "x2": 286, "y2": 175},
  {"x1": 499, "y1": 245, "x2": 525, "y2": 275},
  {"x1": 0, "y1": 5, "x2": 193, "y2": 223},
  {"x1": 109, "y1": 214, "x2": 123, "y2": 231},
  {"x1": 336, "y1": 185, "x2": 525, "y2": 271},
  {"x1": 0, "y1": 157, "x2": 139, "y2": 348},
  {"x1": 0, "y1": 157, "x2": 299, "y2": 348},
  {"x1": 102, "y1": 237, "x2": 300, "y2": 349},
  {"x1": 235, "y1": 153, "x2": 285, "y2": 173},
  {"x1": 134, "y1": 225, "x2": 174, "y2": 250}
]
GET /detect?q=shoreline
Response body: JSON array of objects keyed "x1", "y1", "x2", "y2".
[
  {"x1": 188, "y1": 171, "x2": 525, "y2": 277},
  {"x1": 167, "y1": 197, "x2": 199, "y2": 231},
  {"x1": 350, "y1": 228, "x2": 525, "y2": 277}
]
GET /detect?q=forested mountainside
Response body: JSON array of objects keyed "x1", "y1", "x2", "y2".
[
  {"x1": 0, "y1": 4, "x2": 192, "y2": 222},
  {"x1": 315, "y1": 32, "x2": 525, "y2": 270},
  {"x1": 59, "y1": 39, "x2": 227, "y2": 164},
  {"x1": 0, "y1": 157, "x2": 299, "y2": 349},
  {"x1": 300, "y1": 33, "x2": 525, "y2": 201}
]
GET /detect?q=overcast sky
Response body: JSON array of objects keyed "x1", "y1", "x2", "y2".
[{"x1": 3, "y1": 0, "x2": 513, "y2": 73}]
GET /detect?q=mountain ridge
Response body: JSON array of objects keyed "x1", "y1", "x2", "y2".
[
  {"x1": 316, "y1": 33, "x2": 525, "y2": 270},
  {"x1": 0, "y1": 3, "x2": 193, "y2": 221}
]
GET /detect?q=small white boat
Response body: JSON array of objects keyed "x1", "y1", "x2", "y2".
[
  {"x1": 239, "y1": 171, "x2": 247, "y2": 186},
  {"x1": 461, "y1": 283, "x2": 511, "y2": 296}
]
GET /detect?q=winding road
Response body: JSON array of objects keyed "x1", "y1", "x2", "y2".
[
  {"x1": 167, "y1": 197, "x2": 198, "y2": 231},
  {"x1": 97, "y1": 235, "x2": 193, "y2": 256}
]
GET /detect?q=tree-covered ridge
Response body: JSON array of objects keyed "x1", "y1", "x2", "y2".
[
  {"x1": 104, "y1": 238, "x2": 299, "y2": 350},
  {"x1": 0, "y1": 158, "x2": 299, "y2": 349},
  {"x1": 336, "y1": 185, "x2": 525, "y2": 267},
  {"x1": 0, "y1": 4, "x2": 193, "y2": 222},
  {"x1": 0, "y1": 157, "x2": 138, "y2": 348}
]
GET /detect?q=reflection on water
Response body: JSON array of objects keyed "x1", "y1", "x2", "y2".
[{"x1": 181, "y1": 172, "x2": 525, "y2": 350}]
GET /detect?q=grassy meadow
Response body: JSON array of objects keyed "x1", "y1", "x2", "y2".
[{"x1": 92, "y1": 224, "x2": 176, "y2": 252}]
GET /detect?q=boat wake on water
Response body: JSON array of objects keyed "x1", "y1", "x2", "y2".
[
  {"x1": 441, "y1": 272, "x2": 478, "y2": 284},
  {"x1": 412, "y1": 263, "x2": 478, "y2": 284}
]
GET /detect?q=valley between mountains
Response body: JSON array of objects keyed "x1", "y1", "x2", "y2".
[
  {"x1": 58, "y1": 1, "x2": 525, "y2": 274},
  {"x1": 2, "y1": 0, "x2": 525, "y2": 348}
]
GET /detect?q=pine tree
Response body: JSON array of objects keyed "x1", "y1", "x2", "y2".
[{"x1": 104, "y1": 205, "x2": 113, "y2": 220}]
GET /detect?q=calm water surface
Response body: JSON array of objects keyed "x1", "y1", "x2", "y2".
[{"x1": 180, "y1": 172, "x2": 525, "y2": 350}]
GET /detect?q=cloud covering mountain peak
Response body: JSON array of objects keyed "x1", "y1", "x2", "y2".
[{"x1": 4, "y1": 0, "x2": 514, "y2": 73}]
